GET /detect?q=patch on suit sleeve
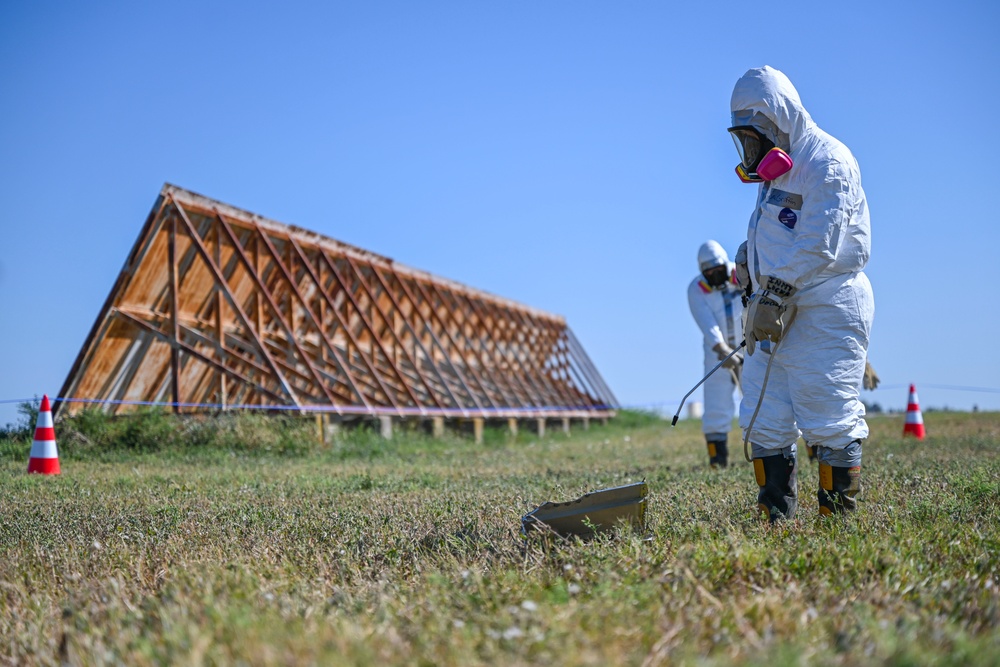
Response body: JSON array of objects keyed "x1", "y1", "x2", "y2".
[{"x1": 766, "y1": 189, "x2": 803, "y2": 210}]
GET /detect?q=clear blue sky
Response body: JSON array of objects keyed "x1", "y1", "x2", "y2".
[{"x1": 2, "y1": 1, "x2": 999, "y2": 427}]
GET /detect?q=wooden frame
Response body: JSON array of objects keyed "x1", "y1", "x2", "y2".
[{"x1": 56, "y1": 184, "x2": 617, "y2": 419}]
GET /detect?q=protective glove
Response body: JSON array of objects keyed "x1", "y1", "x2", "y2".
[
  {"x1": 713, "y1": 342, "x2": 743, "y2": 386},
  {"x1": 713, "y1": 342, "x2": 744, "y2": 370},
  {"x1": 744, "y1": 276, "x2": 796, "y2": 355},
  {"x1": 734, "y1": 241, "x2": 751, "y2": 300},
  {"x1": 863, "y1": 360, "x2": 880, "y2": 390}
]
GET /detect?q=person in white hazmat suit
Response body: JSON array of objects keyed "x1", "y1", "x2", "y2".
[
  {"x1": 727, "y1": 66, "x2": 874, "y2": 521},
  {"x1": 687, "y1": 240, "x2": 744, "y2": 468}
]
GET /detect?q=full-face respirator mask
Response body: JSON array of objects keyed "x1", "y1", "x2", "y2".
[
  {"x1": 728, "y1": 110, "x2": 793, "y2": 183},
  {"x1": 701, "y1": 264, "x2": 729, "y2": 289}
]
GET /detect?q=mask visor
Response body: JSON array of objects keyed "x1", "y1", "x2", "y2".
[{"x1": 728, "y1": 126, "x2": 768, "y2": 169}]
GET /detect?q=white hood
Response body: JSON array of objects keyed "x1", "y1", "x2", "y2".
[
  {"x1": 697, "y1": 240, "x2": 729, "y2": 271},
  {"x1": 731, "y1": 66, "x2": 815, "y2": 153}
]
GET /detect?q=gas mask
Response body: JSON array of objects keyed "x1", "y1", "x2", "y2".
[
  {"x1": 728, "y1": 110, "x2": 793, "y2": 183},
  {"x1": 701, "y1": 264, "x2": 729, "y2": 289}
]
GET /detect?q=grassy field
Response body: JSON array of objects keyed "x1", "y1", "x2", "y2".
[{"x1": 1, "y1": 409, "x2": 998, "y2": 666}]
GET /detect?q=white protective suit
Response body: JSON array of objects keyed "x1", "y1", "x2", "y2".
[
  {"x1": 733, "y1": 67, "x2": 874, "y2": 467},
  {"x1": 687, "y1": 241, "x2": 744, "y2": 437}
]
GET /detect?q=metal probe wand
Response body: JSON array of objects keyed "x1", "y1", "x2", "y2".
[{"x1": 670, "y1": 340, "x2": 746, "y2": 426}]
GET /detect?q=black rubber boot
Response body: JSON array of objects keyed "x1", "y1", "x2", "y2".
[
  {"x1": 818, "y1": 464, "x2": 861, "y2": 515},
  {"x1": 753, "y1": 453, "x2": 798, "y2": 522},
  {"x1": 706, "y1": 437, "x2": 729, "y2": 469},
  {"x1": 716, "y1": 439, "x2": 729, "y2": 469}
]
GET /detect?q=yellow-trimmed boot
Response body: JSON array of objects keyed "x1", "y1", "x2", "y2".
[
  {"x1": 818, "y1": 463, "x2": 861, "y2": 515},
  {"x1": 707, "y1": 437, "x2": 729, "y2": 469},
  {"x1": 753, "y1": 452, "x2": 798, "y2": 522}
]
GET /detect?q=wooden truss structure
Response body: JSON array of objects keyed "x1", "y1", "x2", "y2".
[{"x1": 57, "y1": 184, "x2": 617, "y2": 420}]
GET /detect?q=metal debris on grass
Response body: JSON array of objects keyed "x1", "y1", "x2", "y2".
[{"x1": 521, "y1": 481, "x2": 648, "y2": 539}]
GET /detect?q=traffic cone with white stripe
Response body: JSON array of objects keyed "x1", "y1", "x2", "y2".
[
  {"x1": 903, "y1": 384, "x2": 925, "y2": 440},
  {"x1": 27, "y1": 395, "x2": 60, "y2": 475}
]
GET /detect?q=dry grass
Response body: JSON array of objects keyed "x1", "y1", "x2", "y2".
[{"x1": 1, "y1": 410, "x2": 998, "y2": 666}]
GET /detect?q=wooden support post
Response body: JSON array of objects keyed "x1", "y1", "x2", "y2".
[
  {"x1": 380, "y1": 415, "x2": 393, "y2": 440},
  {"x1": 432, "y1": 416, "x2": 445, "y2": 439},
  {"x1": 473, "y1": 418, "x2": 484, "y2": 445},
  {"x1": 315, "y1": 414, "x2": 325, "y2": 444},
  {"x1": 602, "y1": 417, "x2": 608, "y2": 427},
  {"x1": 536, "y1": 418, "x2": 546, "y2": 438},
  {"x1": 507, "y1": 418, "x2": 518, "y2": 439},
  {"x1": 582, "y1": 416, "x2": 590, "y2": 431},
  {"x1": 562, "y1": 417, "x2": 570, "y2": 435}
]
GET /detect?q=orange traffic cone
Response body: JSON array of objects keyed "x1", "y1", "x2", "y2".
[
  {"x1": 27, "y1": 395, "x2": 60, "y2": 474},
  {"x1": 903, "y1": 384, "x2": 925, "y2": 440}
]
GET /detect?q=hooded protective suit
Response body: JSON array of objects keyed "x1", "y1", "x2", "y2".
[
  {"x1": 732, "y1": 67, "x2": 874, "y2": 474},
  {"x1": 687, "y1": 241, "x2": 744, "y2": 439}
]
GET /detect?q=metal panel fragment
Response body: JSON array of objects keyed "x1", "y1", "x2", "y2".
[{"x1": 521, "y1": 482, "x2": 648, "y2": 538}]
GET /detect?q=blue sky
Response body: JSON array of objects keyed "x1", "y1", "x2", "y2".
[{"x1": 2, "y1": 1, "x2": 999, "y2": 427}]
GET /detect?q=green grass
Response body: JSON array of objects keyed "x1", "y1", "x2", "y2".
[{"x1": 1, "y1": 409, "x2": 998, "y2": 665}]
